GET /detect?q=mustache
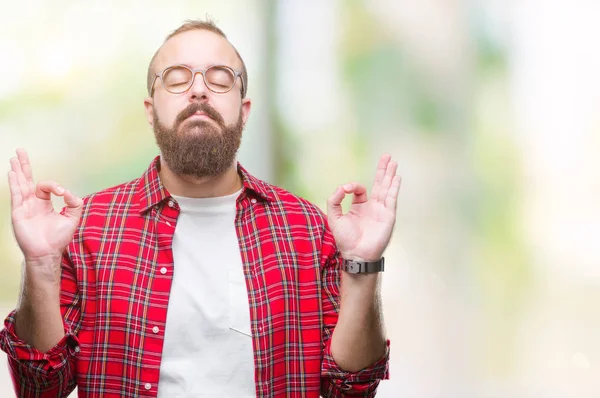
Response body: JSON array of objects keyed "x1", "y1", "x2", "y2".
[{"x1": 175, "y1": 103, "x2": 225, "y2": 128}]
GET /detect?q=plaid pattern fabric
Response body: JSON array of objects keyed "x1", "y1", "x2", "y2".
[{"x1": 1, "y1": 157, "x2": 389, "y2": 397}]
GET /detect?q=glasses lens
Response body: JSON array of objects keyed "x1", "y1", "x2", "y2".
[
  {"x1": 205, "y1": 66, "x2": 235, "y2": 93},
  {"x1": 162, "y1": 66, "x2": 193, "y2": 93}
]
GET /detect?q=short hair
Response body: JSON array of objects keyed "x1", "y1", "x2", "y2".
[{"x1": 146, "y1": 18, "x2": 248, "y2": 98}]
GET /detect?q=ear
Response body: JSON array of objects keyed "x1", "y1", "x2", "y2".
[
  {"x1": 143, "y1": 96, "x2": 155, "y2": 127},
  {"x1": 240, "y1": 97, "x2": 252, "y2": 127}
]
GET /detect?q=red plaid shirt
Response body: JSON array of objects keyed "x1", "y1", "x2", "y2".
[{"x1": 1, "y1": 157, "x2": 389, "y2": 397}]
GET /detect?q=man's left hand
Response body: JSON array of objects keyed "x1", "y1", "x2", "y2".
[{"x1": 326, "y1": 154, "x2": 402, "y2": 263}]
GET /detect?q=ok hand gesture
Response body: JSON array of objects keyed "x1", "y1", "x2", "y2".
[
  {"x1": 8, "y1": 149, "x2": 83, "y2": 262},
  {"x1": 327, "y1": 154, "x2": 401, "y2": 262}
]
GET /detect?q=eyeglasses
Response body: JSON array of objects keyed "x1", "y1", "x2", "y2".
[{"x1": 150, "y1": 65, "x2": 245, "y2": 97}]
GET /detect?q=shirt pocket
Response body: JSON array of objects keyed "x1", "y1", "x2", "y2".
[{"x1": 228, "y1": 267, "x2": 252, "y2": 337}]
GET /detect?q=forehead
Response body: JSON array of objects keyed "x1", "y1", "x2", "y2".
[{"x1": 155, "y1": 29, "x2": 241, "y2": 71}]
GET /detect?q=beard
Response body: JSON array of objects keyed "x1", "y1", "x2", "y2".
[{"x1": 153, "y1": 102, "x2": 244, "y2": 179}]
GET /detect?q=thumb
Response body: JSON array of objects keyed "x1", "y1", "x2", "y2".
[{"x1": 61, "y1": 189, "x2": 84, "y2": 220}]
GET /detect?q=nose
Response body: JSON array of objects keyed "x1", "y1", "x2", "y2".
[{"x1": 188, "y1": 71, "x2": 209, "y2": 102}]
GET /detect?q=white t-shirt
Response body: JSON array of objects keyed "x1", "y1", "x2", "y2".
[{"x1": 157, "y1": 189, "x2": 255, "y2": 398}]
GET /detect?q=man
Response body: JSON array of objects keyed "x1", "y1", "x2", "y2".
[{"x1": 1, "y1": 19, "x2": 401, "y2": 397}]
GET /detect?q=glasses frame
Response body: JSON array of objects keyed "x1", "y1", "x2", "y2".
[{"x1": 150, "y1": 64, "x2": 245, "y2": 97}]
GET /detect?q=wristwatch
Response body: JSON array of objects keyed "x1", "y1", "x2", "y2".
[{"x1": 342, "y1": 257, "x2": 385, "y2": 274}]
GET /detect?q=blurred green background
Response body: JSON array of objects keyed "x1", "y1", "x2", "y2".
[{"x1": 1, "y1": 1, "x2": 600, "y2": 396}]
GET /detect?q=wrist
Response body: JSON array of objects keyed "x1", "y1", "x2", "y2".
[
  {"x1": 24, "y1": 252, "x2": 63, "y2": 265},
  {"x1": 23, "y1": 255, "x2": 63, "y2": 285},
  {"x1": 343, "y1": 273, "x2": 380, "y2": 294},
  {"x1": 340, "y1": 253, "x2": 382, "y2": 262}
]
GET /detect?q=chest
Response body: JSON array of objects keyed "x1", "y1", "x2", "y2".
[{"x1": 77, "y1": 205, "x2": 325, "y2": 337}]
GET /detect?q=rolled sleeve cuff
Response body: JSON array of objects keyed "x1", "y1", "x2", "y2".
[
  {"x1": 0, "y1": 310, "x2": 80, "y2": 379},
  {"x1": 321, "y1": 339, "x2": 390, "y2": 395}
]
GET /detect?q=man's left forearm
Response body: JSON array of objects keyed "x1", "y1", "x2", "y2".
[{"x1": 329, "y1": 272, "x2": 387, "y2": 372}]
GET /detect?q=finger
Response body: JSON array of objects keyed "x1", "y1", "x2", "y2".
[
  {"x1": 370, "y1": 154, "x2": 391, "y2": 201},
  {"x1": 62, "y1": 190, "x2": 83, "y2": 219},
  {"x1": 376, "y1": 160, "x2": 398, "y2": 202},
  {"x1": 327, "y1": 185, "x2": 347, "y2": 221},
  {"x1": 15, "y1": 149, "x2": 33, "y2": 181},
  {"x1": 8, "y1": 171, "x2": 23, "y2": 208},
  {"x1": 342, "y1": 182, "x2": 368, "y2": 204},
  {"x1": 35, "y1": 180, "x2": 65, "y2": 201},
  {"x1": 10, "y1": 156, "x2": 30, "y2": 200},
  {"x1": 16, "y1": 148, "x2": 35, "y2": 194},
  {"x1": 384, "y1": 175, "x2": 402, "y2": 211}
]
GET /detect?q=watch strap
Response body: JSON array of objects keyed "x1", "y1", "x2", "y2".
[{"x1": 342, "y1": 257, "x2": 385, "y2": 274}]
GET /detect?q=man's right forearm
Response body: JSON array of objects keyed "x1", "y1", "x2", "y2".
[{"x1": 15, "y1": 255, "x2": 66, "y2": 353}]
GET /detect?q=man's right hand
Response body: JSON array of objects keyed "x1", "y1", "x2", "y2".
[{"x1": 8, "y1": 148, "x2": 83, "y2": 268}]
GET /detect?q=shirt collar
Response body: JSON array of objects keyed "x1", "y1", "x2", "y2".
[
  {"x1": 135, "y1": 156, "x2": 274, "y2": 214},
  {"x1": 237, "y1": 163, "x2": 274, "y2": 203}
]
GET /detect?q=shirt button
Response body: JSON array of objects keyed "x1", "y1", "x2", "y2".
[
  {"x1": 144, "y1": 383, "x2": 152, "y2": 390},
  {"x1": 168, "y1": 200, "x2": 175, "y2": 208},
  {"x1": 152, "y1": 326, "x2": 159, "y2": 334},
  {"x1": 166, "y1": 221, "x2": 172, "y2": 227},
  {"x1": 160, "y1": 267, "x2": 167, "y2": 275},
  {"x1": 74, "y1": 346, "x2": 81, "y2": 353},
  {"x1": 250, "y1": 198, "x2": 257, "y2": 204}
]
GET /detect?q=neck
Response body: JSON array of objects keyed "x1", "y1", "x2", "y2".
[{"x1": 158, "y1": 157, "x2": 243, "y2": 198}]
